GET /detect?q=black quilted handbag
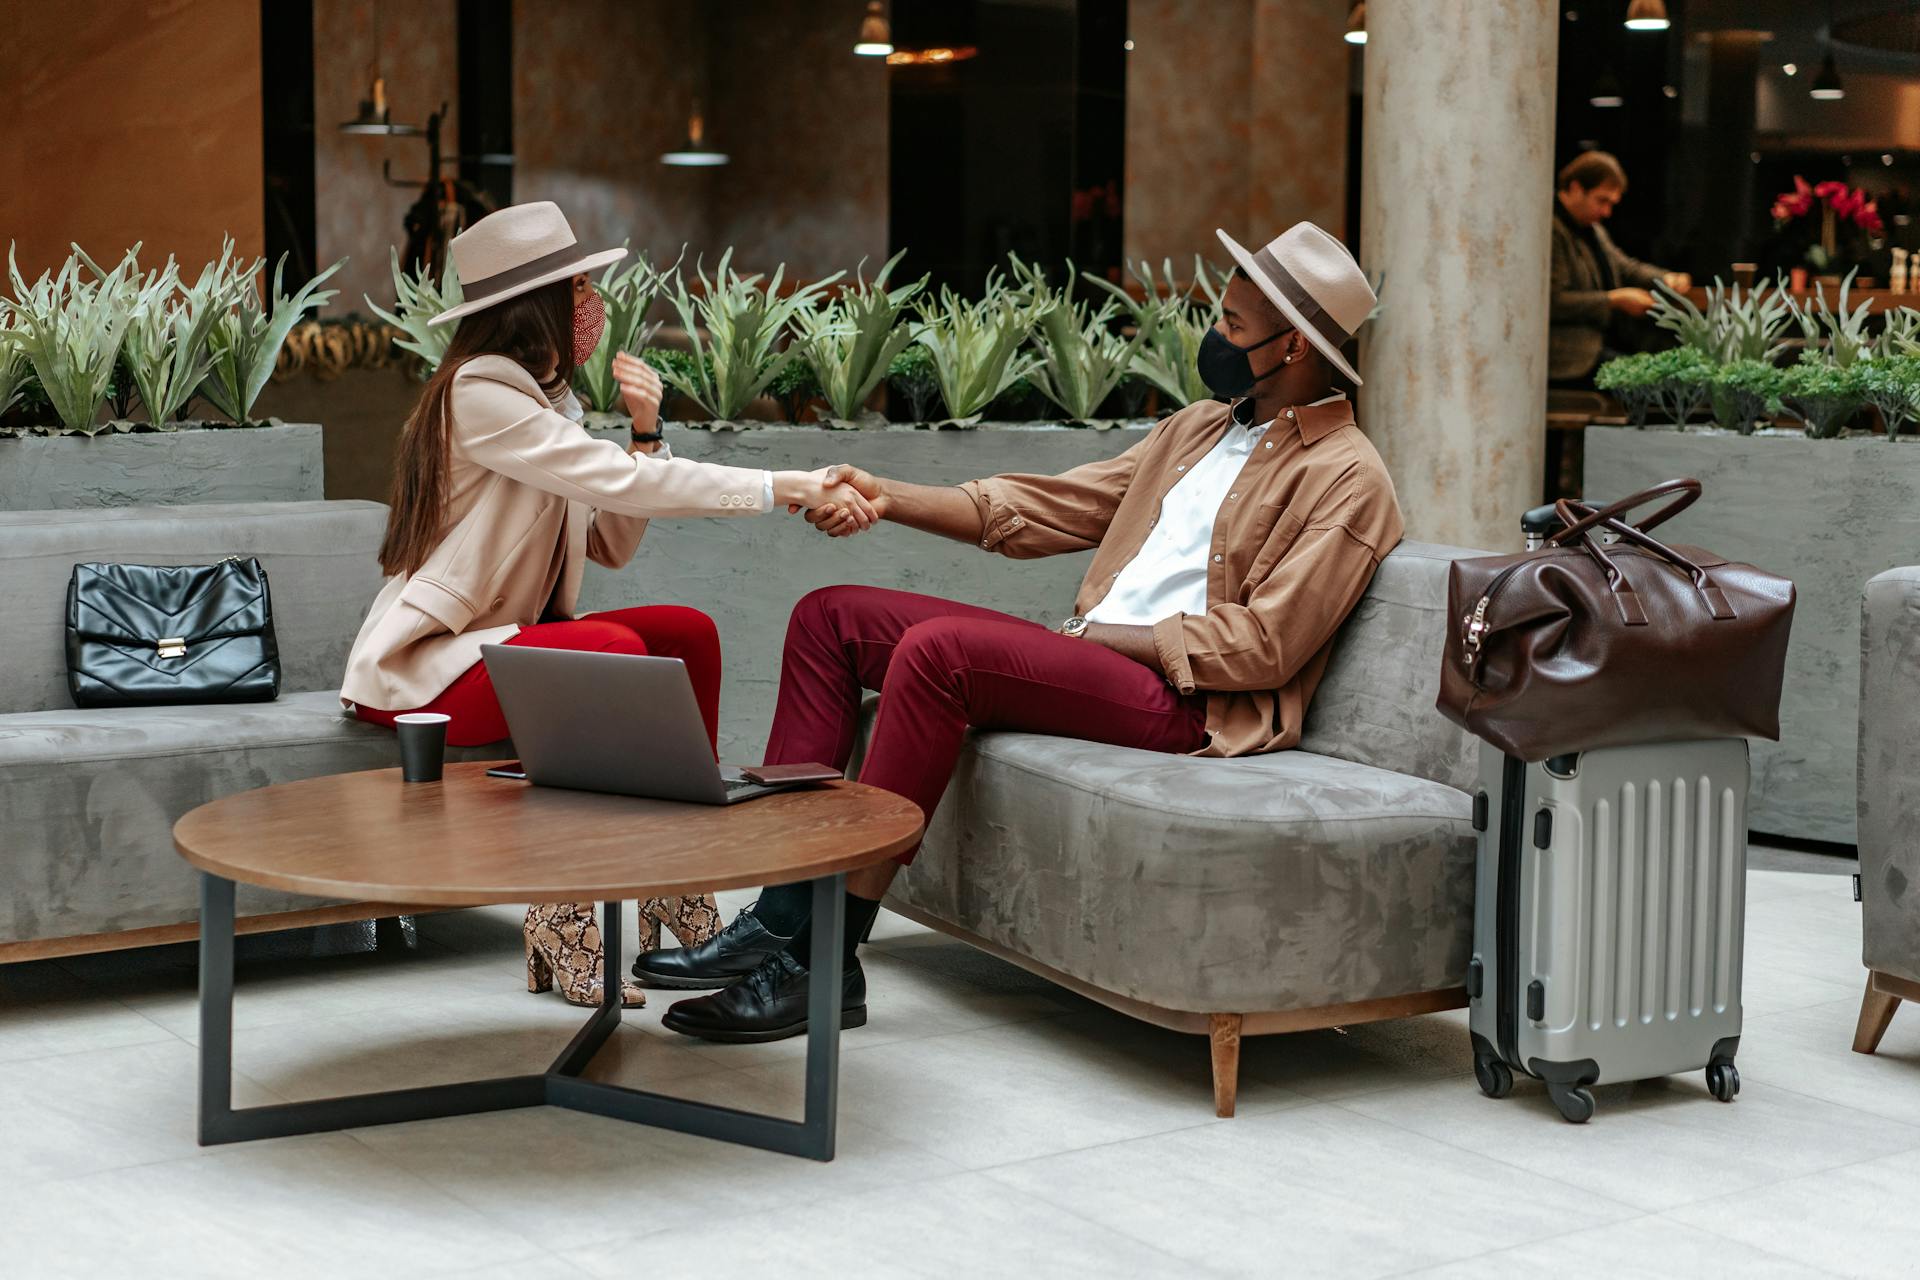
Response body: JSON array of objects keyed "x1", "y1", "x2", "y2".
[{"x1": 65, "y1": 558, "x2": 281, "y2": 707}]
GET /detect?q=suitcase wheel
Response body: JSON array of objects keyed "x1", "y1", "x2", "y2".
[
  {"x1": 1547, "y1": 1082, "x2": 1594, "y2": 1124},
  {"x1": 1474, "y1": 1056, "x2": 1514, "y2": 1100},
  {"x1": 1706, "y1": 1063, "x2": 1740, "y2": 1103}
]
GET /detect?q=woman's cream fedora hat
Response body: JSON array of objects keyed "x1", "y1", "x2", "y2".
[
  {"x1": 427, "y1": 201, "x2": 627, "y2": 327},
  {"x1": 1215, "y1": 222, "x2": 1374, "y2": 384}
]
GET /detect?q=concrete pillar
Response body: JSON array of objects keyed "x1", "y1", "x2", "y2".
[{"x1": 1358, "y1": 0, "x2": 1558, "y2": 552}]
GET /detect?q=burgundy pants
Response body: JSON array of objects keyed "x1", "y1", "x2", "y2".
[
  {"x1": 765, "y1": 587, "x2": 1209, "y2": 862},
  {"x1": 356, "y1": 605, "x2": 723, "y2": 750}
]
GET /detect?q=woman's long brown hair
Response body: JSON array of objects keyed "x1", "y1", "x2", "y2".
[{"x1": 377, "y1": 277, "x2": 579, "y2": 577}]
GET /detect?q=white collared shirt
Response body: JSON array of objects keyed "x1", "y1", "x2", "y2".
[{"x1": 1086, "y1": 395, "x2": 1345, "y2": 627}]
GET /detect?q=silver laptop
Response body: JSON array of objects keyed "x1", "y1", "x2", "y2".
[{"x1": 481, "y1": 645, "x2": 807, "y2": 805}]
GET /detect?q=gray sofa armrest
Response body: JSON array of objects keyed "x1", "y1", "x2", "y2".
[{"x1": 1859, "y1": 566, "x2": 1920, "y2": 984}]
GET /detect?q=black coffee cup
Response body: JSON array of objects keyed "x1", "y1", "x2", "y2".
[{"x1": 394, "y1": 713, "x2": 450, "y2": 782}]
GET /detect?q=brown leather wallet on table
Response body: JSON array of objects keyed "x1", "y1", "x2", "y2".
[
  {"x1": 1436, "y1": 479, "x2": 1796, "y2": 762},
  {"x1": 739, "y1": 763, "x2": 843, "y2": 786}
]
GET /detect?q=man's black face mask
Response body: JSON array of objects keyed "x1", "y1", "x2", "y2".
[{"x1": 1197, "y1": 324, "x2": 1290, "y2": 400}]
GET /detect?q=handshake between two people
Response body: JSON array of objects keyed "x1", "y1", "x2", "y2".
[{"x1": 614, "y1": 350, "x2": 887, "y2": 538}]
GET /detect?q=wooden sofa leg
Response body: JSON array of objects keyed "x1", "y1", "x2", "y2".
[
  {"x1": 1209, "y1": 1013, "x2": 1243, "y2": 1118},
  {"x1": 1855, "y1": 973, "x2": 1903, "y2": 1055}
]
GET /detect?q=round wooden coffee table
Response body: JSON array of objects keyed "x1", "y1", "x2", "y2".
[{"x1": 174, "y1": 762, "x2": 923, "y2": 1160}]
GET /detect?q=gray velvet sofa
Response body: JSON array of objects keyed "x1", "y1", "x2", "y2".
[
  {"x1": 875, "y1": 541, "x2": 1483, "y2": 1116},
  {"x1": 0, "y1": 501, "x2": 500, "y2": 961},
  {"x1": 1855, "y1": 565, "x2": 1920, "y2": 1054}
]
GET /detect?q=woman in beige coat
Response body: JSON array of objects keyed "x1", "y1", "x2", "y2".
[{"x1": 341, "y1": 203, "x2": 874, "y2": 1007}]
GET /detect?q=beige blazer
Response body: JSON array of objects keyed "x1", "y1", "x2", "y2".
[{"x1": 340, "y1": 354, "x2": 768, "y2": 712}]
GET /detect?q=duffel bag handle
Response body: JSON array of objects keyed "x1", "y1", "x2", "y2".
[
  {"x1": 1548, "y1": 477, "x2": 1700, "y2": 545},
  {"x1": 1554, "y1": 482, "x2": 1737, "y2": 622}
]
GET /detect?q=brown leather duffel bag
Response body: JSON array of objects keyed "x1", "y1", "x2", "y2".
[{"x1": 1437, "y1": 479, "x2": 1795, "y2": 762}]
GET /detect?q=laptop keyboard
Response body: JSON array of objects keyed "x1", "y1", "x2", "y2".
[{"x1": 722, "y1": 777, "x2": 758, "y2": 792}]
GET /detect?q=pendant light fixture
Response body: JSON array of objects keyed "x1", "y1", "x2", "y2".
[
  {"x1": 1810, "y1": 52, "x2": 1846, "y2": 99},
  {"x1": 1810, "y1": 0, "x2": 1846, "y2": 100},
  {"x1": 1589, "y1": 67, "x2": 1625, "y2": 108},
  {"x1": 339, "y1": 0, "x2": 419, "y2": 134},
  {"x1": 854, "y1": 1, "x2": 894, "y2": 57},
  {"x1": 660, "y1": 101, "x2": 729, "y2": 167},
  {"x1": 1344, "y1": 2, "x2": 1367, "y2": 45},
  {"x1": 1623, "y1": 0, "x2": 1670, "y2": 31}
]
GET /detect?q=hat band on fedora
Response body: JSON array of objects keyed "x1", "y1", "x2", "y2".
[
  {"x1": 460, "y1": 242, "x2": 588, "y2": 306},
  {"x1": 1251, "y1": 245, "x2": 1352, "y2": 349}
]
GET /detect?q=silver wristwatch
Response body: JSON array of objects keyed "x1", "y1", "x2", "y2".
[{"x1": 1059, "y1": 616, "x2": 1090, "y2": 638}]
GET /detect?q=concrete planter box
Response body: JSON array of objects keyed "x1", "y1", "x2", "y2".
[
  {"x1": 576, "y1": 419, "x2": 1151, "y2": 762},
  {"x1": 1585, "y1": 422, "x2": 1920, "y2": 845},
  {"x1": 0, "y1": 423, "x2": 324, "y2": 511}
]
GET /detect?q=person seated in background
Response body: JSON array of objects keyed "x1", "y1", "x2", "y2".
[
  {"x1": 1550, "y1": 149, "x2": 1692, "y2": 386},
  {"x1": 635, "y1": 222, "x2": 1406, "y2": 1044}
]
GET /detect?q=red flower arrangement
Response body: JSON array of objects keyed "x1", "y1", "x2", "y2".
[{"x1": 1772, "y1": 176, "x2": 1884, "y2": 272}]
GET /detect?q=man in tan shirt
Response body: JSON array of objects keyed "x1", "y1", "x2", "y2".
[{"x1": 643, "y1": 222, "x2": 1405, "y2": 1043}]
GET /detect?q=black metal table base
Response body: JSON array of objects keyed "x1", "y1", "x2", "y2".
[{"x1": 197, "y1": 872, "x2": 847, "y2": 1160}]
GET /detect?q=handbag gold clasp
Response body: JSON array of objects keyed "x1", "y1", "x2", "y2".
[{"x1": 156, "y1": 637, "x2": 187, "y2": 659}]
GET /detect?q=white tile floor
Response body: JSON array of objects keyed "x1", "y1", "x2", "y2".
[{"x1": 1, "y1": 867, "x2": 1914, "y2": 1279}]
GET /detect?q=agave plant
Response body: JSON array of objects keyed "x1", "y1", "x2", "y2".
[
  {"x1": 573, "y1": 245, "x2": 681, "y2": 413},
  {"x1": 202, "y1": 250, "x2": 342, "y2": 423},
  {"x1": 365, "y1": 248, "x2": 462, "y2": 374},
  {"x1": 1876, "y1": 306, "x2": 1920, "y2": 359},
  {"x1": 1792, "y1": 269, "x2": 1874, "y2": 369},
  {"x1": 790, "y1": 250, "x2": 927, "y2": 424},
  {"x1": 117, "y1": 247, "x2": 235, "y2": 426},
  {"x1": 660, "y1": 250, "x2": 842, "y2": 421},
  {"x1": 1085, "y1": 256, "x2": 1225, "y2": 409},
  {"x1": 912, "y1": 273, "x2": 1039, "y2": 424},
  {"x1": 7, "y1": 244, "x2": 139, "y2": 434},
  {"x1": 1649, "y1": 277, "x2": 1793, "y2": 366},
  {"x1": 1016, "y1": 265, "x2": 1153, "y2": 423},
  {"x1": 0, "y1": 303, "x2": 33, "y2": 420}
]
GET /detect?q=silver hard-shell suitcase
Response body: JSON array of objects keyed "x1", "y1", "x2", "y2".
[{"x1": 1466, "y1": 736, "x2": 1749, "y2": 1123}]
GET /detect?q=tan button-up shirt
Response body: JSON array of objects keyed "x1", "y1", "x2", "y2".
[{"x1": 960, "y1": 394, "x2": 1404, "y2": 757}]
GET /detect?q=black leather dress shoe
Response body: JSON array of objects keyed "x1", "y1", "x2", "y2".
[
  {"x1": 631, "y1": 906, "x2": 793, "y2": 989},
  {"x1": 660, "y1": 952, "x2": 867, "y2": 1043}
]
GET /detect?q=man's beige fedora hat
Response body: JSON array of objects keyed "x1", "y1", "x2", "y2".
[
  {"x1": 428, "y1": 201, "x2": 627, "y2": 327},
  {"x1": 1215, "y1": 222, "x2": 1374, "y2": 385}
]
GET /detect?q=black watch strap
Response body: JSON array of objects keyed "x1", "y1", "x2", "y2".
[{"x1": 630, "y1": 429, "x2": 664, "y2": 444}]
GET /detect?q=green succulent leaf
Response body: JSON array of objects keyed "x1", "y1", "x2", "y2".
[
  {"x1": 6, "y1": 242, "x2": 143, "y2": 434},
  {"x1": 202, "y1": 249, "x2": 343, "y2": 422},
  {"x1": 910, "y1": 270, "x2": 1039, "y2": 423},
  {"x1": 658, "y1": 249, "x2": 844, "y2": 421},
  {"x1": 365, "y1": 248, "x2": 463, "y2": 374},
  {"x1": 791, "y1": 249, "x2": 926, "y2": 422}
]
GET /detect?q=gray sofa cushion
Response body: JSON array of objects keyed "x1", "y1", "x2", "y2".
[
  {"x1": 1859, "y1": 566, "x2": 1920, "y2": 984},
  {"x1": 1298, "y1": 540, "x2": 1482, "y2": 793},
  {"x1": 892, "y1": 731, "x2": 1476, "y2": 1014},
  {"x1": 0, "y1": 691, "x2": 507, "y2": 943},
  {"x1": 0, "y1": 501, "x2": 390, "y2": 713}
]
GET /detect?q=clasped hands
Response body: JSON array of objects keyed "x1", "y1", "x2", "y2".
[{"x1": 613, "y1": 350, "x2": 884, "y2": 536}]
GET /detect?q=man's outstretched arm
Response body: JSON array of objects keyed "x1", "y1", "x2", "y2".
[{"x1": 800, "y1": 464, "x2": 985, "y2": 544}]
